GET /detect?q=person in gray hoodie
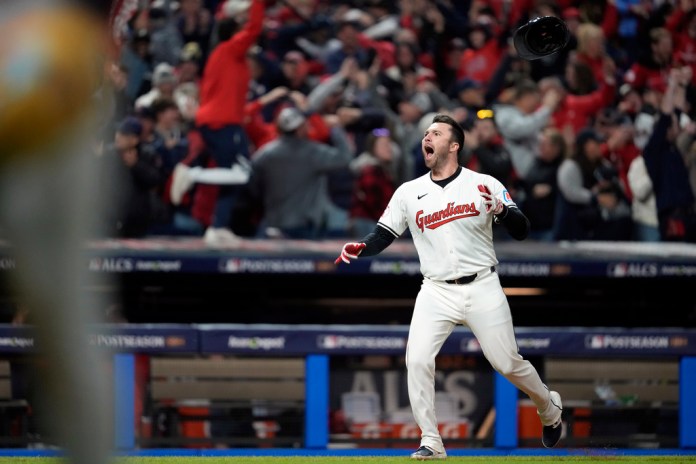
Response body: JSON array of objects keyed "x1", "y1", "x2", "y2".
[
  {"x1": 494, "y1": 79, "x2": 562, "y2": 183},
  {"x1": 248, "y1": 106, "x2": 354, "y2": 238}
]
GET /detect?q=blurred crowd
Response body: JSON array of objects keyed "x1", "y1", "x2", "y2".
[{"x1": 98, "y1": 0, "x2": 696, "y2": 245}]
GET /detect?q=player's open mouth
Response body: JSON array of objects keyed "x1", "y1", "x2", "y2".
[{"x1": 423, "y1": 145, "x2": 434, "y2": 159}]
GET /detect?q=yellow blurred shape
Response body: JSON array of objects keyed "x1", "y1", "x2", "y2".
[
  {"x1": 477, "y1": 109, "x2": 494, "y2": 120},
  {"x1": 0, "y1": 5, "x2": 106, "y2": 163}
]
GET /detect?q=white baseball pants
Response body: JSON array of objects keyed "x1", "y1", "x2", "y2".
[{"x1": 405, "y1": 269, "x2": 555, "y2": 453}]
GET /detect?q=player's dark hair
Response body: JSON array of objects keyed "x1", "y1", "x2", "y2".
[{"x1": 432, "y1": 113, "x2": 465, "y2": 155}]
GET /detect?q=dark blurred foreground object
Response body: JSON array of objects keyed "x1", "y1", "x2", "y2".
[{"x1": 513, "y1": 16, "x2": 570, "y2": 61}]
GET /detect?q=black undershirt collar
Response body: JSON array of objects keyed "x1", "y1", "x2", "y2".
[{"x1": 431, "y1": 166, "x2": 462, "y2": 188}]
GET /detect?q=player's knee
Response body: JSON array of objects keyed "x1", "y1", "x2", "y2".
[
  {"x1": 490, "y1": 359, "x2": 516, "y2": 377},
  {"x1": 406, "y1": 356, "x2": 432, "y2": 374}
]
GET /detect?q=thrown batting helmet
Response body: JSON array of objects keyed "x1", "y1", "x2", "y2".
[{"x1": 513, "y1": 16, "x2": 570, "y2": 61}]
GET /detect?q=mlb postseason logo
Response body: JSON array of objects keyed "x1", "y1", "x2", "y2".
[
  {"x1": 317, "y1": 334, "x2": 406, "y2": 352},
  {"x1": 585, "y1": 334, "x2": 670, "y2": 351}
]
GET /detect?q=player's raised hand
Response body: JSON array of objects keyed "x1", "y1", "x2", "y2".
[
  {"x1": 478, "y1": 185, "x2": 504, "y2": 215},
  {"x1": 335, "y1": 242, "x2": 366, "y2": 265}
]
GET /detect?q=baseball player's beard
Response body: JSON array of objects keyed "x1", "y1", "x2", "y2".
[{"x1": 423, "y1": 147, "x2": 450, "y2": 174}]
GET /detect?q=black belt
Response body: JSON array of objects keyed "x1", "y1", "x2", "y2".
[{"x1": 445, "y1": 266, "x2": 495, "y2": 285}]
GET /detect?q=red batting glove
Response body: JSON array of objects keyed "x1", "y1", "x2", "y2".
[
  {"x1": 478, "y1": 184, "x2": 504, "y2": 215},
  {"x1": 335, "y1": 242, "x2": 366, "y2": 265}
]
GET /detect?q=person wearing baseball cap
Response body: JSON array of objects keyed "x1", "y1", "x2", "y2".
[
  {"x1": 276, "y1": 106, "x2": 307, "y2": 134},
  {"x1": 244, "y1": 106, "x2": 353, "y2": 239},
  {"x1": 135, "y1": 62, "x2": 179, "y2": 111}
]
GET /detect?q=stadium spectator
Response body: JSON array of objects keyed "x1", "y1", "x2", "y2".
[
  {"x1": 554, "y1": 127, "x2": 633, "y2": 241},
  {"x1": 148, "y1": 0, "x2": 184, "y2": 66},
  {"x1": 574, "y1": 22, "x2": 616, "y2": 86},
  {"x1": 276, "y1": 50, "x2": 316, "y2": 96},
  {"x1": 564, "y1": 57, "x2": 599, "y2": 97},
  {"x1": 120, "y1": 28, "x2": 154, "y2": 103},
  {"x1": 679, "y1": 126, "x2": 696, "y2": 199},
  {"x1": 627, "y1": 154, "x2": 661, "y2": 241},
  {"x1": 382, "y1": 40, "x2": 428, "y2": 109},
  {"x1": 174, "y1": 42, "x2": 204, "y2": 125},
  {"x1": 247, "y1": 107, "x2": 353, "y2": 239},
  {"x1": 642, "y1": 66, "x2": 696, "y2": 242},
  {"x1": 593, "y1": 108, "x2": 641, "y2": 202},
  {"x1": 151, "y1": 97, "x2": 189, "y2": 176},
  {"x1": 461, "y1": 113, "x2": 516, "y2": 193},
  {"x1": 616, "y1": 82, "x2": 644, "y2": 119},
  {"x1": 100, "y1": 117, "x2": 162, "y2": 238},
  {"x1": 462, "y1": 112, "x2": 518, "y2": 240},
  {"x1": 623, "y1": 27, "x2": 673, "y2": 94},
  {"x1": 521, "y1": 127, "x2": 566, "y2": 241},
  {"x1": 449, "y1": 78, "x2": 487, "y2": 120},
  {"x1": 612, "y1": 0, "x2": 652, "y2": 64},
  {"x1": 323, "y1": 16, "x2": 371, "y2": 74},
  {"x1": 307, "y1": 56, "x2": 395, "y2": 225},
  {"x1": 667, "y1": 4, "x2": 696, "y2": 86},
  {"x1": 540, "y1": 54, "x2": 618, "y2": 136},
  {"x1": 135, "y1": 62, "x2": 179, "y2": 111},
  {"x1": 102, "y1": 62, "x2": 133, "y2": 141},
  {"x1": 193, "y1": 0, "x2": 265, "y2": 246},
  {"x1": 494, "y1": 79, "x2": 562, "y2": 183},
  {"x1": 348, "y1": 127, "x2": 397, "y2": 237},
  {"x1": 136, "y1": 105, "x2": 158, "y2": 153},
  {"x1": 264, "y1": 0, "x2": 335, "y2": 63},
  {"x1": 456, "y1": 18, "x2": 505, "y2": 87},
  {"x1": 176, "y1": 0, "x2": 213, "y2": 61}
]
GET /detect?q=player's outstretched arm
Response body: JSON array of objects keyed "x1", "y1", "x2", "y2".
[{"x1": 334, "y1": 224, "x2": 396, "y2": 264}]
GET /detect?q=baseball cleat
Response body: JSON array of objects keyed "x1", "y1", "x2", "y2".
[
  {"x1": 542, "y1": 418, "x2": 563, "y2": 448},
  {"x1": 410, "y1": 445, "x2": 447, "y2": 460},
  {"x1": 542, "y1": 390, "x2": 563, "y2": 448}
]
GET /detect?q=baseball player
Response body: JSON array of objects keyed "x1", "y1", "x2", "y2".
[{"x1": 335, "y1": 113, "x2": 563, "y2": 459}]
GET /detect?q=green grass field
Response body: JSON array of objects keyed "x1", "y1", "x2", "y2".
[{"x1": 2, "y1": 457, "x2": 696, "y2": 464}]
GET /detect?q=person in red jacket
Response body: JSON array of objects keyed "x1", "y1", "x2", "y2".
[
  {"x1": 623, "y1": 27, "x2": 674, "y2": 94},
  {"x1": 539, "y1": 57, "x2": 617, "y2": 136},
  {"x1": 191, "y1": 0, "x2": 265, "y2": 246},
  {"x1": 594, "y1": 108, "x2": 641, "y2": 202},
  {"x1": 667, "y1": 6, "x2": 696, "y2": 86},
  {"x1": 456, "y1": 19, "x2": 505, "y2": 86},
  {"x1": 575, "y1": 22, "x2": 617, "y2": 87}
]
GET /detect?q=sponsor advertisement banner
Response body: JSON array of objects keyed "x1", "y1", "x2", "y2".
[
  {"x1": 0, "y1": 326, "x2": 34, "y2": 353},
  {"x1": 0, "y1": 325, "x2": 693, "y2": 355},
  {"x1": 198, "y1": 326, "x2": 696, "y2": 356},
  {"x1": 2, "y1": 247, "x2": 695, "y2": 277},
  {"x1": 0, "y1": 325, "x2": 198, "y2": 353},
  {"x1": 200, "y1": 327, "x2": 409, "y2": 355},
  {"x1": 80, "y1": 255, "x2": 696, "y2": 278},
  {"x1": 88, "y1": 326, "x2": 198, "y2": 352}
]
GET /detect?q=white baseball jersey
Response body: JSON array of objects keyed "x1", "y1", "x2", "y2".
[{"x1": 377, "y1": 167, "x2": 516, "y2": 280}]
